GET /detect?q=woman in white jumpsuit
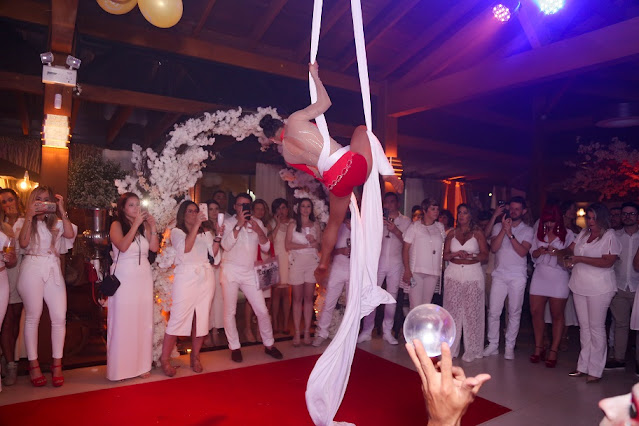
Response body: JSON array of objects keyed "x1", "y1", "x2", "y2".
[
  {"x1": 160, "y1": 201, "x2": 221, "y2": 376},
  {"x1": 16, "y1": 187, "x2": 77, "y2": 387},
  {"x1": 107, "y1": 192, "x2": 159, "y2": 381}
]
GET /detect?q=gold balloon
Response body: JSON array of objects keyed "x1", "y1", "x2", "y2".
[
  {"x1": 138, "y1": 0, "x2": 183, "y2": 29},
  {"x1": 96, "y1": 0, "x2": 138, "y2": 15}
]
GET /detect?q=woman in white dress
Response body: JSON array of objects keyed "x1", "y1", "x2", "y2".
[
  {"x1": 565, "y1": 203, "x2": 621, "y2": 383},
  {"x1": 107, "y1": 192, "x2": 159, "y2": 381},
  {"x1": 205, "y1": 200, "x2": 224, "y2": 345},
  {"x1": 16, "y1": 187, "x2": 77, "y2": 387},
  {"x1": 0, "y1": 188, "x2": 23, "y2": 386},
  {"x1": 269, "y1": 198, "x2": 293, "y2": 334},
  {"x1": 529, "y1": 204, "x2": 575, "y2": 368},
  {"x1": 286, "y1": 198, "x2": 321, "y2": 346},
  {"x1": 403, "y1": 197, "x2": 446, "y2": 309},
  {"x1": 443, "y1": 204, "x2": 488, "y2": 362},
  {"x1": 0, "y1": 224, "x2": 17, "y2": 393},
  {"x1": 160, "y1": 201, "x2": 222, "y2": 376}
]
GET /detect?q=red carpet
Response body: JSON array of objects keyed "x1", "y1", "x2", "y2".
[{"x1": 0, "y1": 350, "x2": 509, "y2": 425}]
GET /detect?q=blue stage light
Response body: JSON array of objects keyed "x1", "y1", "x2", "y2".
[{"x1": 539, "y1": 0, "x2": 565, "y2": 15}]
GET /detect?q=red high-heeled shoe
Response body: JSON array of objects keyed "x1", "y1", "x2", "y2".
[
  {"x1": 51, "y1": 359, "x2": 64, "y2": 387},
  {"x1": 529, "y1": 346, "x2": 546, "y2": 364},
  {"x1": 28, "y1": 361, "x2": 47, "y2": 387},
  {"x1": 545, "y1": 350, "x2": 558, "y2": 368}
]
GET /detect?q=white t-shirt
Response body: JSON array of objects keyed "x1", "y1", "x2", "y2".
[
  {"x1": 403, "y1": 221, "x2": 446, "y2": 276},
  {"x1": 614, "y1": 229, "x2": 639, "y2": 292},
  {"x1": 379, "y1": 213, "x2": 411, "y2": 270},
  {"x1": 491, "y1": 221, "x2": 534, "y2": 277},
  {"x1": 569, "y1": 228, "x2": 622, "y2": 296}
]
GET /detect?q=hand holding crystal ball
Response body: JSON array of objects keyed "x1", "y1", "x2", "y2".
[{"x1": 403, "y1": 304, "x2": 456, "y2": 357}]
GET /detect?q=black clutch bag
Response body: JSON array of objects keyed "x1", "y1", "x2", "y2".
[{"x1": 98, "y1": 252, "x2": 121, "y2": 297}]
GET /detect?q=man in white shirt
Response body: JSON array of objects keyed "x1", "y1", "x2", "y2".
[
  {"x1": 358, "y1": 192, "x2": 411, "y2": 344},
  {"x1": 220, "y1": 193, "x2": 282, "y2": 362},
  {"x1": 484, "y1": 196, "x2": 534, "y2": 360},
  {"x1": 313, "y1": 216, "x2": 351, "y2": 347},
  {"x1": 606, "y1": 202, "x2": 639, "y2": 370}
]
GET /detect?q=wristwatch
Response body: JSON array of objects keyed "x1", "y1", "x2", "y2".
[
  {"x1": 234, "y1": 225, "x2": 241, "y2": 232},
  {"x1": 509, "y1": 234, "x2": 515, "y2": 240}
]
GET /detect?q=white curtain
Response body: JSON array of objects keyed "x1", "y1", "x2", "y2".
[{"x1": 255, "y1": 163, "x2": 287, "y2": 206}]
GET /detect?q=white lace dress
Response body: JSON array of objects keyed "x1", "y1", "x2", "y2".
[{"x1": 443, "y1": 236, "x2": 485, "y2": 361}]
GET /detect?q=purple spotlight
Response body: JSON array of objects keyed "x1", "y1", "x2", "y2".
[
  {"x1": 539, "y1": 0, "x2": 565, "y2": 15},
  {"x1": 493, "y1": 4, "x2": 511, "y2": 22}
]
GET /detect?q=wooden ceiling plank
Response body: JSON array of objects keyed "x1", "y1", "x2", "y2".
[
  {"x1": 442, "y1": 106, "x2": 530, "y2": 131},
  {"x1": 106, "y1": 106, "x2": 134, "y2": 144},
  {"x1": 143, "y1": 112, "x2": 183, "y2": 148},
  {"x1": 15, "y1": 92, "x2": 31, "y2": 136},
  {"x1": 377, "y1": 0, "x2": 484, "y2": 79},
  {"x1": 192, "y1": 0, "x2": 218, "y2": 38},
  {"x1": 517, "y1": 0, "x2": 542, "y2": 49},
  {"x1": 50, "y1": 0, "x2": 79, "y2": 53},
  {"x1": 390, "y1": 16, "x2": 639, "y2": 116},
  {"x1": 339, "y1": 0, "x2": 421, "y2": 72},
  {"x1": 0, "y1": 0, "x2": 375, "y2": 95},
  {"x1": 250, "y1": 0, "x2": 289, "y2": 44},
  {"x1": 294, "y1": 1, "x2": 350, "y2": 61}
]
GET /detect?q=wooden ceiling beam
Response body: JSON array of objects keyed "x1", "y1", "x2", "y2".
[
  {"x1": 442, "y1": 106, "x2": 530, "y2": 131},
  {"x1": 544, "y1": 116, "x2": 593, "y2": 132},
  {"x1": 573, "y1": 85, "x2": 639, "y2": 102},
  {"x1": 339, "y1": 0, "x2": 421, "y2": 72},
  {"x1": 390, "y1": 16, "x2": 639, "y2": 117},
  {"x1": 516, "y1": 0, "x2": 543, "y2": 49},
  {"x1": 376, "y1": 0, "x2": 484, "y2": 79},
  {"x1": 0, "y1": 0, "x2": 375, "y2": 95},
  {"x1": 250, "y1": 0, "x2": 288, "y2": 44},
  {"x1": 50, "y1": 0, "x2": 78, "y2": 53},
  {"x1": 14, "y1": 92, "x2": 30, "y2": 136},
  {"x1": 294, "y1": 1, "x2": 350, "y2": 61},
  {"x1": 191, "y1": 0, "x2": 218, "y2": 38},
  {"x1": 143, "y1": 112, "x2": 182, "y2": 148},
  {"x1": 106, "y1": 106, "x2": 134, "y2": 145}
]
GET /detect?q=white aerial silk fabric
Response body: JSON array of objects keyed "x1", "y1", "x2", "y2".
[{"x1": 305, "y1": 1, "x2": 396, "y2": 425}]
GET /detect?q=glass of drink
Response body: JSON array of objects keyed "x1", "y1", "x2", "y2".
[
  {"x1": 3, "y1": 238, "x2": 15, "y2": 263},
  {"x1": 217, "y1": 213, "x2": 225, "y2": 237}
]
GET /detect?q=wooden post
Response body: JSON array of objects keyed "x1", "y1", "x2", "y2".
[{"x1": 378, "y1": 81, "x2": 398, "y2": 194}]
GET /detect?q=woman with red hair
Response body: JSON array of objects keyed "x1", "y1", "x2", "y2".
[{"x1": 529, "y1": 204, "x2": 576, "y2": 367}]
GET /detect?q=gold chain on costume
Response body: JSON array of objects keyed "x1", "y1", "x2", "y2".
[{"x1": 326, "y1": 157, "x2": 353, "y2": 191}]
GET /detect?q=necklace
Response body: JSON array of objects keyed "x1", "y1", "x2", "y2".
[{"x1": 424, "y1": 222, "x2": 437, "y2": 255}]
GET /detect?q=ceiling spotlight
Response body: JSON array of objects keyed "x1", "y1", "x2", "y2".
[
  {"x1": 40, "y1": 52, "x2": 54, "y2": 65},
  {"x1": 66, "y1": 55, "x2": 81, "y2": 70},
  {"x1": 493, "y1": 4, "x2": 512, "y2": 22},
  {"x1": 539, "y1": 0, "x2": 565, "y2": 15}
]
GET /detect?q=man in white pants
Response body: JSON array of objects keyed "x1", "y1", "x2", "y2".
[
  {"x1": 313, "y1": 217, "x2": 351, "y2": 347},
  {"x1": 220, "y1": 193, "x2": 282, "y2": 362},
  {"x1": 484, "y1": 196, "x2": 534, "y2": 360},
  {"x1": 358, "y1": 192, "x2": 411, "y2": 344},
  {"x1": 606, "y1": 202, "x2": 639, "y2": 371}
]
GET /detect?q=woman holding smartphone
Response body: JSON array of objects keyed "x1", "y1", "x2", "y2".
[
  {"x1": 286, "y1": 198, "x2": 321, "y2": 346},
  {"x1": 107, "y1": 192, "x2": 159, "y2": 381},
  {"x1": 15, "y1": 187, "x2": 77, "y2": 387}
]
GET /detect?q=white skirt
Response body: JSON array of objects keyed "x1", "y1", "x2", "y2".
[{"x1": 166, "y1": 263, "x2": 215, "y2": 337}]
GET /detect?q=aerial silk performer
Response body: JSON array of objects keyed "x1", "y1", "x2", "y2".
[{"x1": 258, "y1": 0, "x2": 401, "y2": 424}]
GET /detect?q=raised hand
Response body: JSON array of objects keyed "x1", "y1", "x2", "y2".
[
  {"x1": 54, "y1": 194, "x2": 66, "y2": 215},
  {"x1": 383, "y1": 175, "x2": 404, "y2": 194}
]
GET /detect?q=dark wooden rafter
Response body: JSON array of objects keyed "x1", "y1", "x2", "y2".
[
  {"x1": 143, "y1": 112, "x2": 182, "y2": 148},
  {"x1": 376, "y1": 0, "x2": 484, "y2": 79},
  {"x1": 0, "y1": 0, "x2": 375, "y2": 95},
  {"x1": 191, "y1": 0, "x2": 218, "y2": 38},
  {"x1": 294, "y1": 1, "x2": 350, "y2": 61},
  {"x1": 106, "y1": 106, "x2": 134, "y2": 144},
  {"x1": 250, "y1": 0, "x2": 289, "y2": 44},
  {"x1": 517, "y1": 0, "x2": 543, "y2": 49},
  {"x1": 390, "y1": 16, "x2": 639, "y2": 116},
  {"x1": 442, "y1": 105, "x2": 530, "y2": 131},
  {"x1": 50, "y1": 0, "x2": 78, "y2": 53},
  {"x1": 338, "y1": 0, "x2": 421, "y2": 72},
  {"x1": 14, "y1": 92, "x2": 30, "y2": 136}
]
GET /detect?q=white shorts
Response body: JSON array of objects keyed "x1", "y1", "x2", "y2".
[{"x1": 288, "y1": 251, "x2": 319, "y2": 285}]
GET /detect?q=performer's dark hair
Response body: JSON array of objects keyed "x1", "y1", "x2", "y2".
[{"x1": 259, "y1": 115, "x2": 284, "y2": 138}]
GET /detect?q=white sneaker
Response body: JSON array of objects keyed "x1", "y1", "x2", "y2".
[
  {"x1": 357, "y1": 333, "x2": 372, "y2": 343},
  {"x1": 312, "y1": 336, "x2": 326, "y2": 347},
  {"x1": 504, "y1": 347, "x2": 515, "y2": 360},
  {"x1": 483, "y1": 344, "x2": 499, "y2": 357},
  {"x1": 383, "y1": 332, "x2": 399, "y2": 345}
]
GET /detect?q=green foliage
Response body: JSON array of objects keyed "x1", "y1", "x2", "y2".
[{"x1": 68, "y1": 156, "x2": 126, "y2": 209}]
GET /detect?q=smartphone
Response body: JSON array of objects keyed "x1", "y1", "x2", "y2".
[
  {"x1": 36, "y1": 201, "x2": 57, "y2": 213},
  {"x1": 242, "y1": 203, "x2": 252, "y2": 221},
  {"x1": 382, "y1": 208, "x2": 390, "y2": 220},
  {"x1": 199, "y1": 203, "x2": 209, "y2": 220},
  {"x1": 497, "y1": 200, "x2": 506, "y2": 207}
]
